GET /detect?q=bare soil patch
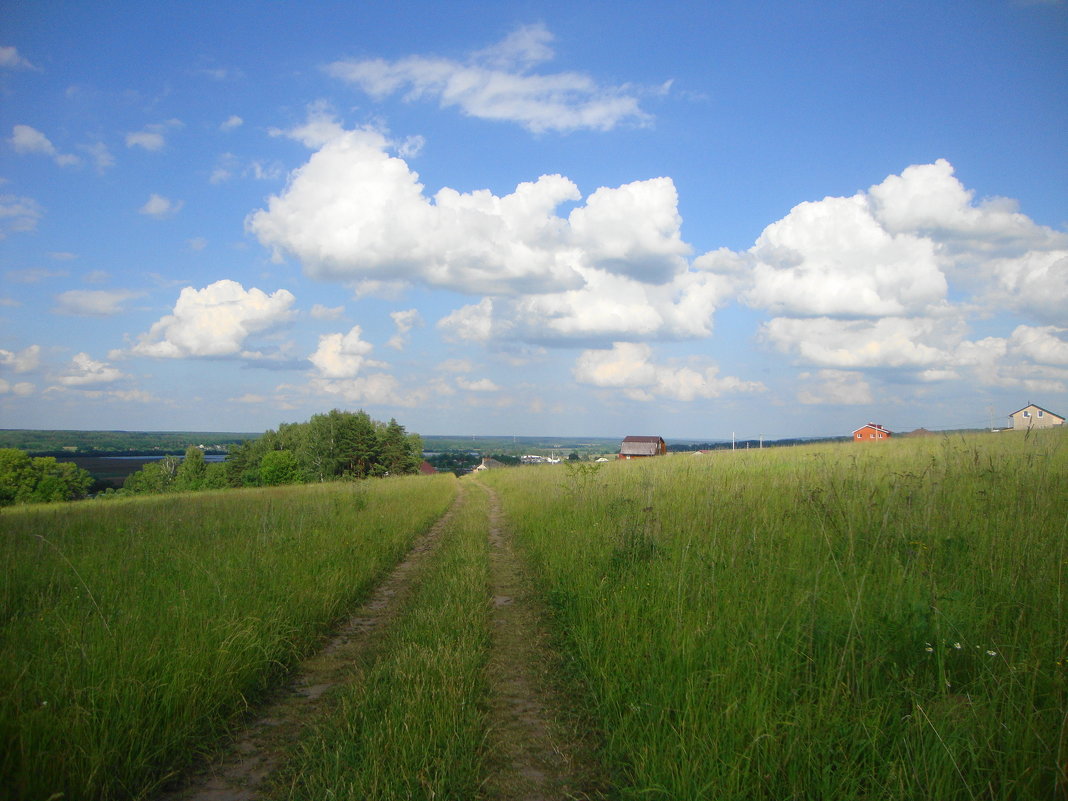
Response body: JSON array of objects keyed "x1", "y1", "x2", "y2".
[
  {"x1": 477, "y1": 480, "x2": 610, "y2": 801},
  {"x1": 156, "y1": 491, "x2": 465, "y2": 801}
]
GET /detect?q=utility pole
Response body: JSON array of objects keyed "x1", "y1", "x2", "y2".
[
  {"x1": 760, "y1": 433, "x2": 763, "y2": 449},
  {"x1": 732, "y1": 431, "x2": 735, "y2": 451}
]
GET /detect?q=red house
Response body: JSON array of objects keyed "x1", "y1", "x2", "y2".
[{"x1": 853, "y1": 423, "x2": 892, "y2": 442}]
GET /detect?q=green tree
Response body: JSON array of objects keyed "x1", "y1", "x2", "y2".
[
  {"x1": 174, "y1": 446, "x2": 207, "y2": 491},
  {"x1": 124, "y1": 455, "x2": 181, "y2": 494},
  {"x1": 0, "y1": 449, "x2": 92, "y2": 506},
  {"x1": 260, "y1": 449, "x2": 301, "y2": 486},
  {"x1": 378, "y1": 418, "x2": 420, "y2": 476},
  {"x1": 202, "y1": 462, "x2": 229, "y2": 489},
  {"x1": 0, "y1": 448, "x2": 35, "y2": 506}
]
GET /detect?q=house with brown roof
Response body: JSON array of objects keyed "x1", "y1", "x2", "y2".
[
  {"x1": 1008, "y1": 403, "x2": 1065, "y2": 430},
  {"x1": 618, "y1": 435, "x2": 667, "y2": 459},
  {"x1": 852, "y1": 423, "x2": 892, "y2": 442}
]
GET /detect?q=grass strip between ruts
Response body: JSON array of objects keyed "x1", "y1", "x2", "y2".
[{"x1": 270, "y1": 479, "x2": 490, "y2": 801}]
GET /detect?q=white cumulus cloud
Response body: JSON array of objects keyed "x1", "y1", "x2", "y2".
[
  {"x1": 0, "y1": 379, "x2": 35, "y2": 396},
  {"x1": 796, "y1": 370, "x2": 874, "y2": 405},
  {"x1": 249, "y1": 124, "x2": 706, "y2": 335},
  {"x1": 139, "y1": 193, "x2": 183, "y2": 218},
  {"x1": 573, "y1": 342, "x2": 765, "y2": 402},
  {"x1": 9, "y1": 124, "x2": 79, "y2": 167},
  {"x1": 0, "y1": 344, "x2": 41, "y2": 373},
  {"x1": 456, "y1": 376, "x2": 501, "y2": 392},
  {"x1": 125, "y1": 120, "x2": 181, "y2": 151},
  {"x1": 387, "y1": 308, "x2": 423, "y2": 349},
  {"x1": 57, "y1": 353, "x2": 127, "y2": 387},
  {"x1": 308, "y1": 325, "x2": 385, "y2": 378},
  {"x1": 128, "y1": 279, "x2": 296, "y2": 359}
]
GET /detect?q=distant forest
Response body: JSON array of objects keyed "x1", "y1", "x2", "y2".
[{"x1": 0, "y1": 429, "x2": 257, "y2": 455}]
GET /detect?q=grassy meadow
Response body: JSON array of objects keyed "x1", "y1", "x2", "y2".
[
  {"x1": 0, "y1": 474, "x2": 457, "y2": 800},
  {"x1": 481, "y1": 430, "x2": 1068, "y2": 800},
  {"x1": 1, "y1": 430, "x2": 1065, "y2": 800}
]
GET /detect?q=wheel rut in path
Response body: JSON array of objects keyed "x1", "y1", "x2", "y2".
[
  {"x1": 477, "y1": 480, "x2": 609, "y2": 801},
  {"x1": 156, "y1": 490, "x2": 465, "y2": 801}
]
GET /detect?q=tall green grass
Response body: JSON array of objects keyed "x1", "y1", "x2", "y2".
[
  {"x1": 482, "y1": 431, "x2": 1068, "y2": 800},
  {"x1": 0, "y1": 474, "x2": 457, "y2": 801},
  {"x1": 273, "y1": 480, "x2": 490, "y2": 800}
]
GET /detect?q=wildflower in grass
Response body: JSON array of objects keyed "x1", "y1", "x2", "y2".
[
  {"x1": 953, "y1": 642, "x2": 962, "y2": 649},
  {"x1": 924, "y1": 643, "x2": 934, "y2": 652},
  {"x1": 986, "y1": 650, "x2": 997, "y2": 656}
]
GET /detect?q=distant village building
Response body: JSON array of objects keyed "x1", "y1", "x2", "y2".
[
  {"x1": 1008, "y1": 403, "x2": 1065, "y2": 430},
  {"x1": 418, "y1": 460, "x2": 437, "y2": 475},
  {"x1": 853, "y1": 423, "x2": 892, "y2": 442},
  {"x1": 618, "y1": 435, "x2": 667, "y2": 459},
  {"x1": 473, "y1": 457, "x2": 506, "y2": 471},
  {"x1": 906, "y1": 428, "x2": 935, "y2": 437}
]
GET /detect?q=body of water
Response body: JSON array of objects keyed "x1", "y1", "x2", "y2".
[{"x1": 60, "y1": 454, "x2": 227, "y2": 488}]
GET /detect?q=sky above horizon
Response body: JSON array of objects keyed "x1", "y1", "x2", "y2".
[{"x1": 2, "y1": 0, "x2": 1066, "y2": 440}]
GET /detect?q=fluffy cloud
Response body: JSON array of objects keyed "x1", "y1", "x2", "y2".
[
  {"x1": 128, "y1": 279, "x2": 296, "y2": 359},
  {"x1": 760, "y1": 316, "x2": 955, "y2": 369},
  {"x1": 270, "y1": 100, "x2": 347, "y2": 148},
  {"x1": 0, "y1": 194, "x2": 43, "y2": 238},
  {"x1": 139, "y1": 193, "x2": 182, "y2": 218},
  {"x1": 249, "y1": 127, "x2": 610, "y2": 295},
  {"x1": 1006, "y1": 325, "x2": 1068, "y2": 365},
  {"x1": 573, "y1": 342, "x2": 765, "y2": 401},
  {"x1": 310, "y1": 303, "x2": 344, "y2": 320},
  {"x1": 741, "y1": 159, "x2": 1068, "y2": 396},
  {"x1": 868, "y1": 159, "x2": 1064, "y2": 255},
  {"x1": 569, "y1": 179, "x2": 690, "y2": 283},
  {"x1": 308, "y1": 325, "x2": 385, "y2": 378},
  {"x1": 796, "y1": 370, "x2": 874, "y2": 405},
  {"x1": 983, "y1": 250, "x2": 1068, "y2": 326},
  {"x1": 53, "y1": 289, "x2": 140, "y2": 317},
  {"x1": 309, "y1": 372, "x2": 414, "y2": 406},
  {"x1": 125, "y1": 120, "x2": 181, "y2": 151},
  {"x1": 0, "y1": 344, "x2": 40, "y2": 372},
  {"x1": 456, "y1": 376, "x2": 500, "y2": 392},
  {"x1": 0, "y1": 379, "x2": 34, "y2": 396},
  {"x1": 325, "y1": 24, "x2": 651, "y2": 133},
  {"x1": 57, "y1": 353, "x2": 127, "y2": 386},
  {"x1": 250, "y1": 124, "x2": 714, "y2": 343},
  {"x1": 438, "y1": 267, "x2": 733, "y2": 347},
  {"x1": 387, "y1": 308, "x2": 422, "y2": 349},
  {"x1": 745, "y1": 194, "x2": 946, "y2": 318},
  {"x1": 220, "y1": 115, "x2": 243, "y2": 131},
  {"x1": 9, "y1": 125, "x2": 79, "y2": 167}
]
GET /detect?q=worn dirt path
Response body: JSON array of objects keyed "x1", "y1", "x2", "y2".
[
  {"x1": 156, "y1": 490, "x2": 465, "y2": 801},
  {"x1": 477, "y1": 479, "x2": 609, "y2": 801}
]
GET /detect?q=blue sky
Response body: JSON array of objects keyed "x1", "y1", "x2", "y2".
[{"x1": 2, "y1": 0, "x2": 1066, "y2": 439}]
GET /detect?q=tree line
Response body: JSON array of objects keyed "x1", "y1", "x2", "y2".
[
  {"x1": 123, "y1": 410, "x2": 422, "y2": 494},
  {"x1": 0, "y1": 450, "x2": 93, "y2": 507},
  {"x1": 0, "y1": 410, "x2": 424, "y2": 506}
]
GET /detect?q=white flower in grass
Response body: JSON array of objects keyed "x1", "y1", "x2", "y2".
[
  {"x1": 924, "y1": 643, "x2": 934, "y2": 652},
  {"x1": 986, "y1": 650, "x2": 997, "y2": 657},
  {"x1": 952, "y1": 642, "x2": 962, "y2": 649}
]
